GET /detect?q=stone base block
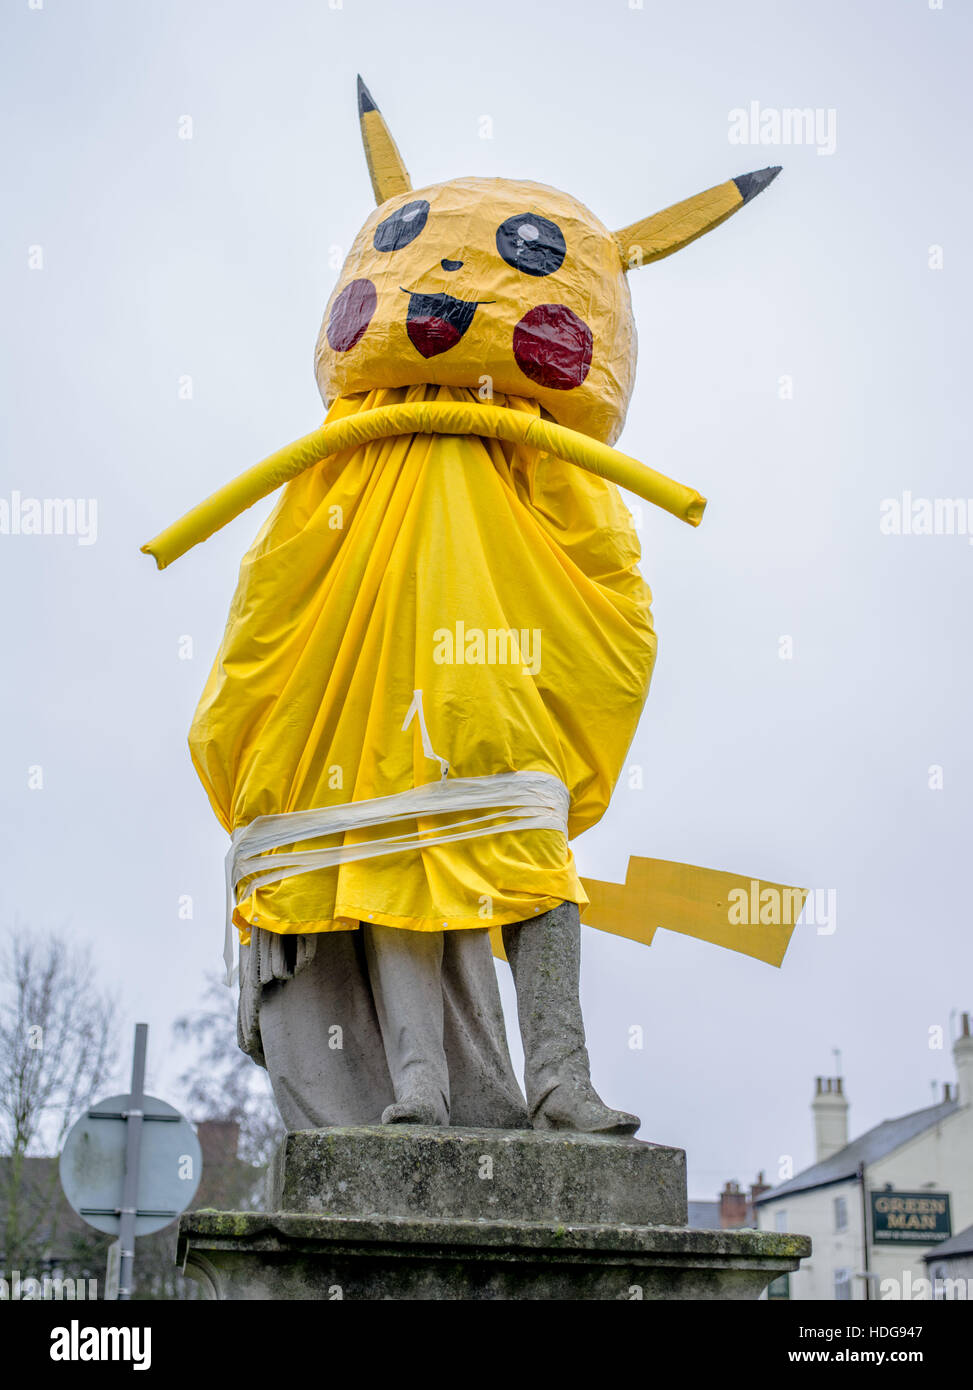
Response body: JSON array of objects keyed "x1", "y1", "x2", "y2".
[
  {"x1": 178, "y1": 1126, "x2": 809, "y2": 1301},
  {"x1": 268, "y1": 1124, "x2": 687, "y2": 1226},
  {"x1": 179, "y1": 1210, "x2": 808, "y2": 1300}
]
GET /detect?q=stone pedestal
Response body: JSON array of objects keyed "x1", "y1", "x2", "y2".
[{"x1": 177, "y1": 1126, "x2": 809, "y2": 1300}]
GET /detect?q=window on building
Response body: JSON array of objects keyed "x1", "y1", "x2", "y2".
[
  {"x1": 775, "y1": 1209, "x2": 788, "y2": 1232},
  {"x1": 834, "y1": 1195, "x2": 848, "y2": 1232},
  {"x1": 834, "y1": 1267, "x2": 852, "y2": 1301},
  {"x1": 767, "y1": 1273, "x2": 790, "y2": 1300}
]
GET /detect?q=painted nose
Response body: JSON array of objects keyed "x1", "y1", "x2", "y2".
[{"x1": 441, "y1": 258, "x2": 463, "y2": 271}]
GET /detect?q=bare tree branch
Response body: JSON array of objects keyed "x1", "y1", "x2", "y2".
[
  {"x1": 173, "y1": 975, "x2": 283, "y2": 1171},
  {"x1": 0, "y1": 927, "x2": 119, "y2": 1273}
]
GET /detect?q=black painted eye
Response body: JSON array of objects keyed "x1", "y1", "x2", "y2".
[
  {"x1": 373, "y1": 199, "x2": 430, "y2": 252},
  {"x1": 496, "y1": 213, "x2": 566, "y2": 277}
]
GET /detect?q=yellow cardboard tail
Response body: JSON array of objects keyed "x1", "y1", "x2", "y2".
[{"x1": 490, "y1": 857, "x2": 806, "y2": 967}]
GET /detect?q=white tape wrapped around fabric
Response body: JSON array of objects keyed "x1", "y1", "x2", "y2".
[{"x1": 222, "y1": 769, "x2": 571, "y2": 984}]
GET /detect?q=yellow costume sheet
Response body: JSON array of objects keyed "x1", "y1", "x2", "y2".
[{"x1": 190, "y1": 384, "x2": 657, "y2": 945}]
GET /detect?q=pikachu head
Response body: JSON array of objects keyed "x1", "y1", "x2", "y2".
[{"x1": 314, "y1": 78, "x2": 780, "y2": 446}]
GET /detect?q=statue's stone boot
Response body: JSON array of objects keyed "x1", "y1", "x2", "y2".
[
  {"x1": 502, "y1": 901, "x2": 640, "y2": 1137},
  {"x1": 381, "y1": 1094, "x2": 449, "y2": 1125},
  {"x1": 364, "y1": 922, "x2": 450, "y2": 1127}
]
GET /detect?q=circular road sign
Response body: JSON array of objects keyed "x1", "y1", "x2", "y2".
[{"x1": 59, "y1": 1093, "x2": 203, "y2": 1237}]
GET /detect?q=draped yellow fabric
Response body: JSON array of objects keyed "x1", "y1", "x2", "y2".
[{"x1": 189, "y1": 383, "x2": 657, "y2": 946}]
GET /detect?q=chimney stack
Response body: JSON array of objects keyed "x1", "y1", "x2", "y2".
[
  {"x1": 954, "y1": 1013, "x2": 973, "y2": 1106},
  {"x1": 196, "y1": 1119, "x2": 241, "y2": 1166},
  {"x1": 750, "y1": 1170, "x2": 771, "y2": 1206},
  {"x1": 812, "y1": 1075, "x2": 849, "y2": 1162},
  {"x1": 719, "y1": 1181, "x2": 749, "y2": 1229}
]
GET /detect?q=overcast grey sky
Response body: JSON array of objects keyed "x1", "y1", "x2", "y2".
[{"x1": 2, "y1": 0, "x2": 970, "y2": 1199}]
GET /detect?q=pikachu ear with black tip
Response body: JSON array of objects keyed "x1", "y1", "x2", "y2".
[
  {"x1": 614, "y1": 167, "x2": 781, "y2": 269},
  {"x1": 357, "y1": 76, "x2": 412, "y2": 205}
]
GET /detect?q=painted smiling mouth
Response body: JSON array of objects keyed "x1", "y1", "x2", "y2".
[{"x1": 402, "y1": 288, "x2": 485, "y2": 358}]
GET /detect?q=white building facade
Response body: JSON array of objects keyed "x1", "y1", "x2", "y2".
[{"x1": 756, "y1": 1015, "x2": 973, "y2": 1300}]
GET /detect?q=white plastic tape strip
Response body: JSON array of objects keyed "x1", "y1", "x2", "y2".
[
  {"x1": 401, "y1": 689, "x2": 449, "y2": 779},
  {"x1": 222, "y1": 769, "x2": 570, "y2": 984}
]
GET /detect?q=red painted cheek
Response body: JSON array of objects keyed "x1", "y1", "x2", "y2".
[
  {"x1": 326, "y1": 278, "x2": 377, "y2": 352},
  {"x1": 512, "y1": 304, "x2": 593, "y2": 391}
]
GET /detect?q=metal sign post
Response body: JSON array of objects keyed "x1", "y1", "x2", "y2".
[
  {"x1": 59, "y1": 1023, "x2": 203, "y2": 1301},
  {"x1": 116, "y1": 1023, "x2": 148, "y2": 1300},
  {"x1": 105, "y1": 1240, "x2": 120, "y2": 1301}
]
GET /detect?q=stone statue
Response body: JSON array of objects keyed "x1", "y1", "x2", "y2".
[{"x1": 238, "y1": 904, "x2": 637, "y2": 1134}]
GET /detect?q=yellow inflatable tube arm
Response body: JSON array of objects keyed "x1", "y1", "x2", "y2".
[{"x1": 141, "y1": 402, "x2": 706, "y2": 570}]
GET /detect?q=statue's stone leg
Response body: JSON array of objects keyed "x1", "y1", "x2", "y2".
[
  {"x1": 363, "y1": 924, "x2": 449, "y2": 1126},
  {"x1": 246, "y1": 923, "x2": 526, "y2": 1131},
  {"x1": 256, "y1": 931, "x2": 395, "y2": 1128},
  {"x1": 502, "y1": 901, "x2": 640, "y2": 1136},
  {"x1": 440, "y1": 928, "x2": 529, "y2": 1129}
]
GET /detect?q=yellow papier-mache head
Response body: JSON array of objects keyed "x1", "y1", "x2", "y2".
[
  {"x1": 315, "y1": 78, "x2": 780, "y2": 446},
  {"x1": 316, "y1": 176, "x2": 635, "y2": 444}
]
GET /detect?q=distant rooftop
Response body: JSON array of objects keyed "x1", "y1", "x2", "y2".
[
  {"x1": 756, "y1": 1097, "x2": 959, "y2": 1204},
  {"x1": 687, "y1": 1199, "x2": 720, "y2": 1229},
  {"x1": 922, "y1": 1222, "x2": 973, "y2": 1263}
]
